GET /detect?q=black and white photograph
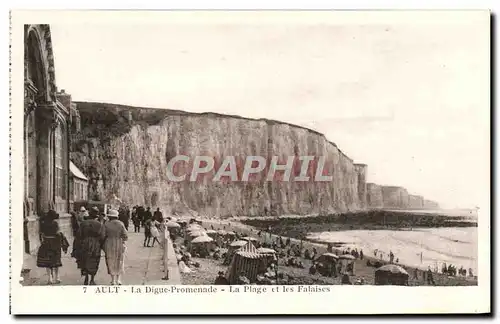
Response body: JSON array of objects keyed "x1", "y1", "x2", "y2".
[{"x1": 10, "y1": 10, "x2": 490, "y2": 314}]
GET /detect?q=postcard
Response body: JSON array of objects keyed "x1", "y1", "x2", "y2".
[{"x1": 10, "y1": 10, "x2": 491, "y2": 315}]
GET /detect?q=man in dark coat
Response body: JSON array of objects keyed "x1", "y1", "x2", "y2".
[
  {"x1": 144, "y1": 207, "x2": 153, "y2": 224},
  {"x1": 119, "y1": 207, "x2": 130, "y2": 231},
  {"x1": 137, "y1": 206, "x2": 145, "y2": 226},
  {"x1": 132, "y1": 207, "x2": 141, "y2": 233},
  {"x1": 153, "y1": 208, "x2": 163, "y2": 223}
]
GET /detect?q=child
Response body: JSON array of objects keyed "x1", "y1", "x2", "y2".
[{"x1": 146, "y1": 219, "x2": 161, "y2": 247}]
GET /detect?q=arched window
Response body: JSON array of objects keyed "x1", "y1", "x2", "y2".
[{"x1": 54, "y1": 123, "x2": 65, "y2": 198}]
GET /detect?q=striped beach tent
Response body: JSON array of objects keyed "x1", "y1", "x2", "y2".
[
  {"x1": 226, "y1": 243, "x2": 266, "y2": 284},
  {"x1": 224, "y1": 240, "x2": 253, "y2": 265}
]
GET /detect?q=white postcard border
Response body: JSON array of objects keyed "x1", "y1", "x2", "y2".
[{"x1": 9, "y1": 10, "x2": 491, "y2": 315}]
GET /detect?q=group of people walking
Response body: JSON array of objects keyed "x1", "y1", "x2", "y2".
[
  {"x1": 74, "y1": 207, "x2": 129, "y2": 285},
  {"x1": 72, "y1": 206, "x2": 128, "y2": 285},
  {"x1": 36, "y1": 206, "x2": 128, "y2": 285},
  {"x1": 131, "y1": 206, "x2": 164, "y2": 247}
]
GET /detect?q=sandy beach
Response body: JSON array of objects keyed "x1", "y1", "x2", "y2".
[
  {"x1": 176, "y1": 217, "x2": 477, "y2": 286},
  {"x1": 308, "y1": 227, "x2": 478, "y2": 273}
]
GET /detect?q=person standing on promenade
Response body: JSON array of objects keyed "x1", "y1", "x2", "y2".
[
  {"x1": 76, "y1": 210, "x2": 103, "y2": 285},
  {"x1": 143, "y1": 217, "x2": 153, "y2": 247},
  {"x1": 102, "y1": 209, "x2": 128, "y2": 285},
  {"x1": 153, "y1": 207, "x2": 163, "y2": 223},
  {"x1": 118, "y1": 207, "x2": 130, "y2": 231},
  {"x1": 36, "y1": 209, "x2": 69, "y2": 285},
  {"x1": 144, "y1": 207, "x2": 153, "y2": 225},
  {"x1": 132, "y1": 212, "x2": 141, "y2": 233},
  {"x1": 136, "y1": 206, "x2": 145, "y2": 227},
  {"x1": 148, "y1": 219, "x2": 161, "y2": 247}
]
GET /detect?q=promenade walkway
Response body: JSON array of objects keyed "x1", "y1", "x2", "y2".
[{"x1": 22, "y1": 228, "x2": 177, "y2": 286}]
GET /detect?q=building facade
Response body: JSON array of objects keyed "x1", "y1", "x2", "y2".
[
  {"x1": 23, "y1": 24, "x2": 75, "y2": 256},
  {"x1": 70, "y1": 161, "x2": 89, "y2": 207}
]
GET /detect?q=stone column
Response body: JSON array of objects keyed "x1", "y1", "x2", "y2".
[
  {"x1": 36, "y1": 105, "x2": 56, "y2": 213},
  {"x1": 66, "y1": 118, "x2": 71, "y2": 213}
]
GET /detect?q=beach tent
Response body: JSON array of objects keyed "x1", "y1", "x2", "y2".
[
  {"x1": 241, "y1": 236, "x2": 258, "y2": 242},
  {"x1": 374, "y1": 264, "x2": 409, "y2": 286},
  {"x1": 315, "y1": 253, "x2": 339, "y2": 277},
  {"x1": 186, "y1": 224, "x2": 204, "y2": 232},
  {"x1": 187, "y1": 230, "x2": 206, "y2": 238},
  {"x1": 166, "y1": 221, "x2": 181, "y2": 228},
  {"x1": 226, "y1": 243, "x2": 267, "y2": 284},
  {"x1": 224, "y1": 240, "x2": 255, "y2": 265},
  {"x1": 316, "y1": 252, "x2": 339, "y2": 262},
  {"x1": 230, "y1": 240, "x2": 250, "y2": 248},
  {"x1": 256, "y1": 247, "x2": 276, "y2": 255},
  {"x1": 205, "y1": 229, "x2": 218, "y2": 239},
  {"x1": 191, "y1": 235, "x2": 214, "y2": 244},
  {"x1": 165, "y1": 221, "x2": 181, "y2": 236},
  {"x1": 189, "y1": 234, "x2": 215, "y2": 255},
  {"x1": 256, "y1": 247, "x2": 278, "y2": 268},
  {"x1": 184, "y1": 224, "x2": 203, "y2": 238},
  {"x1": 185, "y1": 229, "x2": 207, "y2": 247}
]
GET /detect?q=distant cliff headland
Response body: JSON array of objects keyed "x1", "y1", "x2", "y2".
[{"x1": 70, "y1": 101, "x2": 441, "y2": 218}]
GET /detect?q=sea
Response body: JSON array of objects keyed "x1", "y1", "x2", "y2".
[{"x1": 307, "y1": 227, "x2": 478, "y2": 274}]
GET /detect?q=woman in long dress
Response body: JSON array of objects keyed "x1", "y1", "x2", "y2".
[
  {"x1": 70, "y1": 207, "x2": 87, "y2": 265},
  {"x1": 102, "y1": 209, "x2": 128, "y2": 285},
  {"x1": 36, "y1": 210, "x2": 69, "y2": 284},
  {"x1": 76, "y1": 210, "x2": 103, "y2": 285}
]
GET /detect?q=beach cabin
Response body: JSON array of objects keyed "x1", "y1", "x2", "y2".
[{"x1": 226, "y1": 243, "x2": 267, "y2": 284}]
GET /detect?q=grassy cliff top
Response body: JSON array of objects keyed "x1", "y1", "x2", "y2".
[{"x1": 74, "y1": 101, "x2": 355, "y2": 162}]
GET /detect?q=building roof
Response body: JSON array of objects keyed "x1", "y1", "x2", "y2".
[{"x1": 70, "y1": 161, "x2": 88, "y2": 180}]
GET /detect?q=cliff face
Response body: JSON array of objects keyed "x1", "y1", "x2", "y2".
[
  {"x1": 71, "y1": 102, "x2": 364, "y2": 217},
  {"x1": 366, "y1": 183, "x2": 383, "y2": 208},
  {"x1": 381, "y1": 186, "x2": 409, "y2": 209},
  {"x1": 366, "y1": 184, "x2": 440, "y2": 210},
  {"x1": 354, "y1": 164, "x2": 367, "y2": 209},
  {"x1": 408, "y1": 195, "x2": 424, "y2": 209},
  {"x1": 424, "y1": 199, "x2": 440, "y2": 209}
]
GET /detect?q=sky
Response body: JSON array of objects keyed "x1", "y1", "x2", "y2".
[{"x1": 48, "y1": 12, "x2": 490, "y2": 209}]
